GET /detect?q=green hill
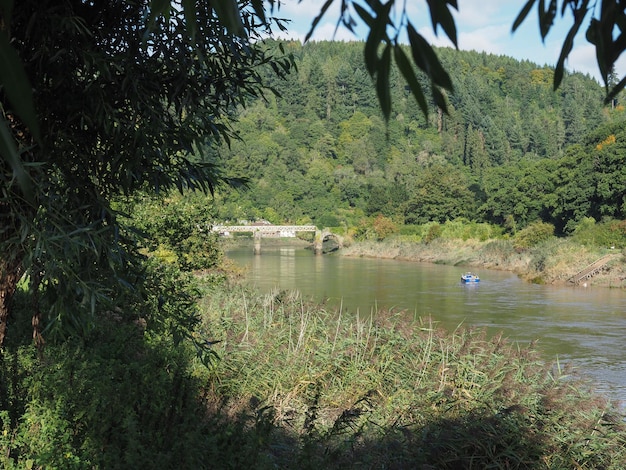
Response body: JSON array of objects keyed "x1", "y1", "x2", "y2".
[{"x1": 215, "y1": 40, "x2": 625, "y2": 235}]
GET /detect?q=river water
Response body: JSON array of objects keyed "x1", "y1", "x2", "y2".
[{"x1": 226, "y1": 242, "x2": 626, "y2": 409}]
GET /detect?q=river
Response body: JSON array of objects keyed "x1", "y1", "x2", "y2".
[{"x1": 226, "y1": 242, "x2": 626, "y2": 409}]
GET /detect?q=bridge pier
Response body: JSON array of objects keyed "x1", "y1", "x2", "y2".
[
  {"x1": 314, "y1": 230, "x2": 323, "y2": 255},
  {"x1": 254, "y1": 231, "x2": 261, "y2": 255}
]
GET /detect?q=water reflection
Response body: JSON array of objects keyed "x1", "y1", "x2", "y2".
[{"x1": 226, "y1": 242, "x2": 626, "y2": 408}]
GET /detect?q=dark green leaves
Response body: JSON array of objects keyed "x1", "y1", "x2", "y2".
[
  {"x1": 512, "y1": 0, "x2": 536, "y2": 33},
  {"x1": 0, "y1": 17, "x2": 38, "y2": 199},
  {"x1": 425, "y1": 0, "x2": 458, "y2": 47},
  {"x1": 361, "y1": 1, "x2": 391, "y2": 77},
  {"x1": 0, "y1": 32, "x2": 39, "y2": 134},
  {"x1": 512, "y1": 0, "x2": 557, "y2": 40},
  {"x1": 393, "y1": 45, "x2": 428, "y2": 117},
  {"x1": 353, "y1": 1, "x2": 455, "y2": 120},
  {"x1": 209, "y1": 0, "x2": 247, "y2": 38},
  {"x1": 306, "y1": 0, "x2": 336, "y2": 43},
  {"x1": 0, "y1": 0, "x2": 294, "y2": 345}
]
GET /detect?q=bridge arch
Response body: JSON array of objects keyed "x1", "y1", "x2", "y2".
[{"x1": 319, "y1": 230, "x2": 344, "y2": 252}]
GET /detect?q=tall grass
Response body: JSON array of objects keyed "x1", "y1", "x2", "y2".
[{"x1": 198, "y1": 284, "x2": 626, "y2": 469}]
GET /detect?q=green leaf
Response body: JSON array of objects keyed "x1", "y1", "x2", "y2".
[
  {"x1": 363, "y1": 2, "x2": 392, "y2": 76},
  {"x1": 376, "y1": 44, "x2": 392, "y2": 120},
  {"x1": 181, "y1": 0, "x2": 198, "y2": 42},
  {"x1": 0, "y1": 117, "x2": 33, "y2": 201},
  {"x1": 426, "y1": 0, "x2": 458, "y2": 46},
  {"x1": 352, "y1": 3, "x2": 375, "y2": 29},
  {"x1": 210, "y1": 0, "x2": 247, "y2": 38},
  {"x1": 512, "y1": 0, "x2": 537, "y2": 32},
  {"x1": 250, "y1": 0, "x2": 266, "y2": 24},
  {"x1": 586, "y1": 18, "x2": 609, "y2": 83},
  {"x1": 538, "y1": 0, "x2": 557, "y2": 39},
  {"x1": 554, "y1": 11, "x2": 585, "y2": 90},
  {"x1": 407, "y1": 24, "x2": 453, "y2": 91},
  {"x1": 305, "y1": 0, "x2": 335, "y2": 43},
  {"x1": 393, "y1": 45, "x2": 428, "y2": 118},
  {"x1": 149, "y1": 0, "x2": 170, "y2": 19},
  {"x1": 0, "y1": 33, "x2": 40, "y2": 141}
]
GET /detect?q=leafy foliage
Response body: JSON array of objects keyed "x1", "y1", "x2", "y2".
[
  {"x1": 120, "y1": 191, "x2": 222, "y2": 272},
  {"x1": 513, "y1": 221, "x2": 556, "y2": 251},
  {"x1": 0, "y1": 0, "x2": 292, "y2": 344}
]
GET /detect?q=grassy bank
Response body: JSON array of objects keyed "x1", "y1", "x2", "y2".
[{"x1": 341, "y1": 236, "x2": 626, "y2": 287}]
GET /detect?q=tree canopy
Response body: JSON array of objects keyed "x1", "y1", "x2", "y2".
[
  {"x1": 0, "y1": 0, "x2": 292, "y2": 345},
  {"x1": 214, "y1": 40, "x2": 625, "y2": 236}
]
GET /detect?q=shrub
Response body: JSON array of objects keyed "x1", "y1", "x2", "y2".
[
  {"x1": 353, "y1": 215, "x2": 398, "y2": 241},
  {"x1": 423, "y1": 222, "x2": 442, "y2": 244},
  {"x1": 371, "y1": 214, "x2": 397, "y2": 241},
  {"x1": 513, "y1": 221, "x2": 555, "y2": 251},
  {"x1": 572, "y1": 217, "x2": 626, "y2": 248},
  {"x1": 0, "y1": 320, "x2": 215, "y2": 469}
]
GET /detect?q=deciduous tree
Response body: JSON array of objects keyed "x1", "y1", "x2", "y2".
[{"x1": 0, "y1": 0, "x2": 292, "y2": 345}]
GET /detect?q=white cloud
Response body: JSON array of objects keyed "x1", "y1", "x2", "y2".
[
  {"x1": 277, "y1": 0, "x2": 332, "y2": 19},
  {"x1": 567, "y1": 43, "x2": 600, "y2": 78},
  {"x1": 459, "y1": 25, "x2": 509, "y2": 55},
  {"x1": 453, "y1": 0, "x2": 508, "y2": 29},
  {"x1": 311, "y1": 22, "x2": 360, "y2": 41}
]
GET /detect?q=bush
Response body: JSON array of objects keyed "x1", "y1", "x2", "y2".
[
  {"x1": 0, "y1": 320, "x2": 214, "y2": 469},
  {"x1": 120, "y1": 191, "x2": 223, "y2": 272},
  {"x1": 423, "y1": 222, "x2": 442, "y2": 244},
  {"x1": 440, "y1": 219, "x2": 503, "y2": 241},
  {"x1": 398, "y1": 224, "x2": 425, "y2": 237},
  {"x1": 513, "y1": 221, "x2": 555, "y2": 251},
  {"x1": 353, "y1": 215, "x2": 398, "y2": 241},
  {"x1": 572, "y1": 217, "x2": 626, "y2": 248}
]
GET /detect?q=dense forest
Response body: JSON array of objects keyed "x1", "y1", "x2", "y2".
[{"x1": 214, "y1": 40, "x2": 626, "y2": 236}]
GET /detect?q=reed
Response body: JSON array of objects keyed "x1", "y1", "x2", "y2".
[{"x1": 198, "y1": 284, "x2": 626, "y2": 468}]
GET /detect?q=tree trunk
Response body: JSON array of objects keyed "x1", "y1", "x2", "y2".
[{"x1": 0, "y1": 258, "x2": 22, "y2": 347}]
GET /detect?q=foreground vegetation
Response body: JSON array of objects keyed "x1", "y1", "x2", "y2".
[{"x1": 2, "y1": 273, "x2": 625, "y2": 468}]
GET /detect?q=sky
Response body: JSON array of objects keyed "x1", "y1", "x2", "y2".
[{"x1": 271, "y1": 0, "x2": 626, "y2": 83}]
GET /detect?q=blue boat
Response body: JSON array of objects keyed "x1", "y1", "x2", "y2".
[{"x1": 461, "y1": 272, "x2": 480, "y2": 283}]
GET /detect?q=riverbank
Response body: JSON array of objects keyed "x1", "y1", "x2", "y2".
[{"x1": 340, "y1": 237, "x2": 626, "y2": 288}]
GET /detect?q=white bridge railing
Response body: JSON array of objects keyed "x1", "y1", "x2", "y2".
[
  {"x1": 212, "y1": 225, "x2": 317, "y2": 233},
  {"x1": 212, "y1": 224, "x2": 322, "y2": 254}
]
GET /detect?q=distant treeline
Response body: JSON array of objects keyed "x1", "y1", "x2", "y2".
[{"x1": 215, "y1": 40, "x2": 626, "y2": 235}]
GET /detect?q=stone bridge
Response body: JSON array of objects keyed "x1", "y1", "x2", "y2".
[{"x1": 211, "y1": 224, "x2": 342, "y2": 255}]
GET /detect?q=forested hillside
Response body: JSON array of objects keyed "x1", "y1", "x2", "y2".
[{"x1": 216, "y1": 40, "x2": 625, "y2": 234}]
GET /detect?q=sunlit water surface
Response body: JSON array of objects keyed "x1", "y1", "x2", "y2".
[{"x1": 226, "y1": 243, "x2": 626, "y2": 409}]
